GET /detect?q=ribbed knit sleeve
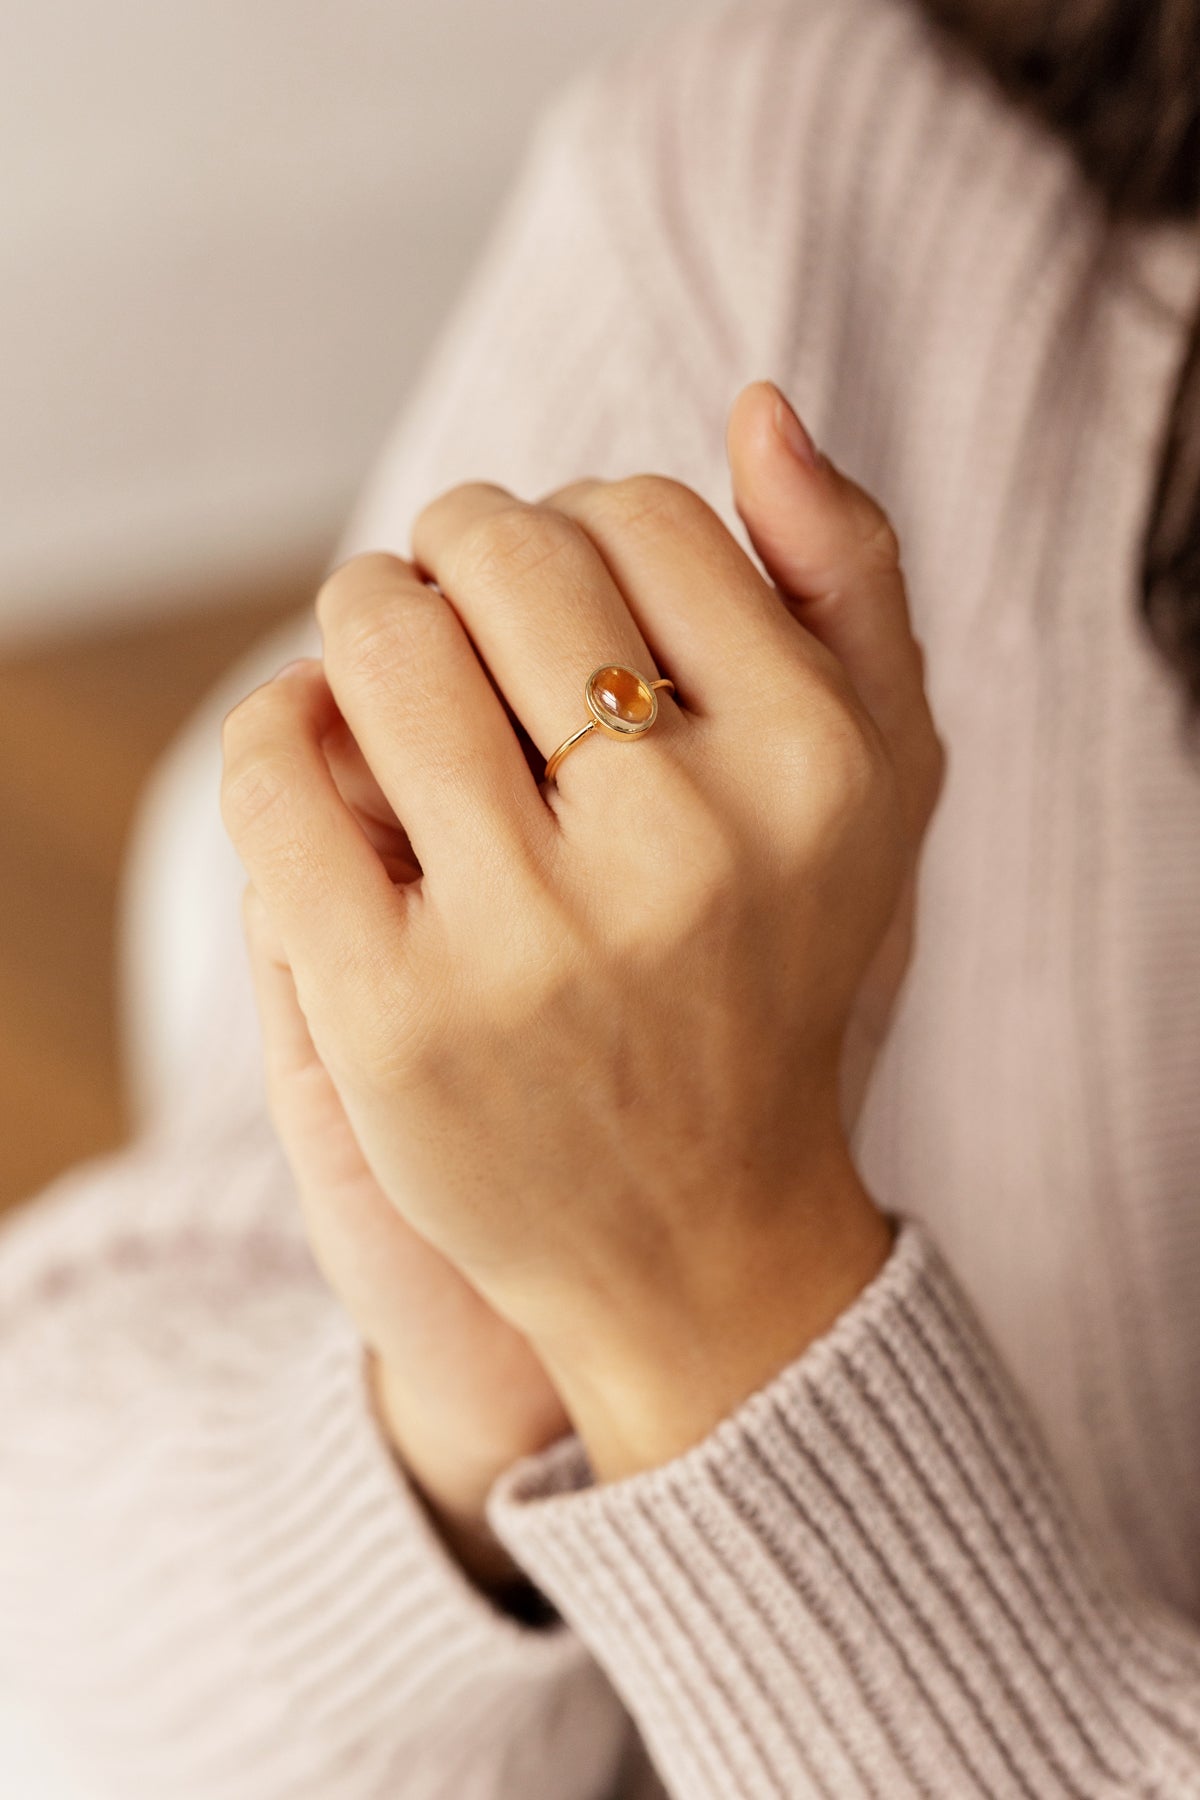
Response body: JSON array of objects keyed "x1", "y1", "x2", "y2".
[
  {"x1": 491, "y1": 1224, "x2": 1200, "y2": 1799},
  {"x1": 0, "y1": 1131, "x2": 630, "y2": 1799}
]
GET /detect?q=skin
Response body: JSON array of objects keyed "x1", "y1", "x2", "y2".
[{"x1": 222, "y1": 381, "x2": 944, "y2": 1591}]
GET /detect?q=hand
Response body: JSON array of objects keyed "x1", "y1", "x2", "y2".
[
  {"x1": 233, "y1": 387, "x2": 936, "y2": 1568},
  {"x1": 239, "y1": 720, "x2": 567, "y2": 1589},
  {"x1": 223, "y1": 384, "x2": 943, "y2": 1483}
]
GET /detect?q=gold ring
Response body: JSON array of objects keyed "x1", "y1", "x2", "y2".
[{"x1": 544, "y1": 664, "x2": 675, "y2": 784}]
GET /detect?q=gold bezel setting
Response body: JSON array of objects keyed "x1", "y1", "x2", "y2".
[
  {"x1": 584, "y1": 665, "x2": 660, "y2": 739},
  {"x1": 543, "y1": 664, "x2": 675, "y2": 784}
]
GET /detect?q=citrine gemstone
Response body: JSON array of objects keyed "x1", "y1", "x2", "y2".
[{"x1": 589, "y1": 665, "x2": 655, "y2": 725}]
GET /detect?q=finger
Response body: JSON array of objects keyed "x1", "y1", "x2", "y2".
[
  {"x1": 322, "y1": 710, "x2": 422, "y2": 885},
  {"x1": 221, "y1": 659, "x2": 409, "y2": 1036},
  {"x1": 317, "y1": 552, "x2": 551, "y2": 881},
  {"x1": 261, "y1": 658, "x2": 420, "y2": 882},
  {"x1": 409, "y1": 483, "x2": 677, "y2": 767},
  {"x1": 543, "y1": 473, "x2": 809, "y2": 715},
  {"x1": 242, "y1": 882, "x2": 382, "y2": 1214},
  {"x1": 242, "y1": 882, "x2": 321, "y2": 1086},
  {"x1": 727, "y1": 382, "x2": 944, "y2": 830}
]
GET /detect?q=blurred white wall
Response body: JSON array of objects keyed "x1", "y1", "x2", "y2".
[{"x1": 0, "y1": 0, "x2": 691, "y2": 645}]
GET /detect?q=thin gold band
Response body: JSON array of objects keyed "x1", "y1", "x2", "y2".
[{"x1": 544, "y1": 671, "x2": 675, "y2": 785}]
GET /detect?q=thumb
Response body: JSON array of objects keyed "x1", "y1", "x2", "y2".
[{"x1": 727, "y1": 380, "x2": 943, "y2": 834}]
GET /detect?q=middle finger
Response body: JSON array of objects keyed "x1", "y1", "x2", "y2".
[{"x1": 410, "y1": 483, "x2": 681, "y2": 771}]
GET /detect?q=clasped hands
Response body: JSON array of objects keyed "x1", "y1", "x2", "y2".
[{"x1": 220, "y1": 382, "x2": 943, "y2": 1523}]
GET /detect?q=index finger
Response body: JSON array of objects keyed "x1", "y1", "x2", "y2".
[{"x1": 220, "y1": 660, "x2": 412, "y2": 1050}]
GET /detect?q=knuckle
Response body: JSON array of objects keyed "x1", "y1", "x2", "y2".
[
  {"x1": 329, "y1": 585, "x2": 449, "y2": 696},
  {"x1": 542, "y1": 475, "x2": 603, "y2": 509},
  {"x1": 600, "y1": 473, "x2": 709, "y2": 539},
  {"x1": 315, "y1": 551, "x2": 409, "y2": 636},
  {"x1": 220, "y1": 740, "x2": 300, "y2": 840},
  {"x1": 772, "y1": 689, "x2": 887, "y2": 838},
  {"x1": 220, "y1": 675, "x2": 321, "y2": 853},
  {"x1": 450, "y1": 503, "x2": 582, "y2": 590},
  {"x1": 825, "y1": 711, "x2": 890, "y2": 815},
  {"x1": 856, "y1": 502, "x2": 903, "y2": 575},
  {"x1": 412, "y1": 481, "x2": 507, "y2": 546},
  {"x1": 487, "y1": 896, "x2": 584, "y2": 1019},
  {"x1": 623, "y1": 774, "x2": 744, "y2": 942}
]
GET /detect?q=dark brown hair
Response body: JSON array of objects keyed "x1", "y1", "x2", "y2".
[{"x1": 917, "y1": 0, "x2": 1200, "y2": 709}]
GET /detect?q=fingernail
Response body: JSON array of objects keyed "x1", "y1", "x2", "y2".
[
  {"x1": 273, "y1": 657, "x2": 310, "y2": 680},
  {"x1": 772, "y1": 389, "x2": 820, "y2": 468}
]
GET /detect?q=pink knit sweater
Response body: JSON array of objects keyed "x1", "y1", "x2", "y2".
[{"x1": 3, "y1": 0, "x2": 1200, "y2": 1793}]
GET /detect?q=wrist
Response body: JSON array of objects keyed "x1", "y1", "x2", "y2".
[
  {"x1": 365, "y1": 1349, "x2": 527, "y2": 1594},
  {"x1": 532, "y1": 1161, "x2": 893, "y2": 1483}
]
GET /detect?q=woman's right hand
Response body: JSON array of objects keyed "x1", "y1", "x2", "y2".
[{"x1": 234, "y1": 381, "x2": 942, "y2": 1583}]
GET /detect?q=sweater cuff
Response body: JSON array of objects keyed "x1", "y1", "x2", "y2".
[
  {"x1": 206, "y1": 1304, "x2": 612, "y2": 1766},
  {"x1": 490, "y1": 1222, "x2": 1198, "y2": 1798}
]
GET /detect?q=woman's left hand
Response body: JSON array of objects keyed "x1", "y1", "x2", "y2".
[{"x1": 221, "y1": 386, "x2": 943, "y2": 1481}]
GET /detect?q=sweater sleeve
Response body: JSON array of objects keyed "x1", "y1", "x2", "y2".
[
  {"x1": 490, "y1": 1223, "x2": 1200, "y2": 1799},
  {"x1": 0, "y1": 1130, "x2": 634, "y2": 1800}
]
